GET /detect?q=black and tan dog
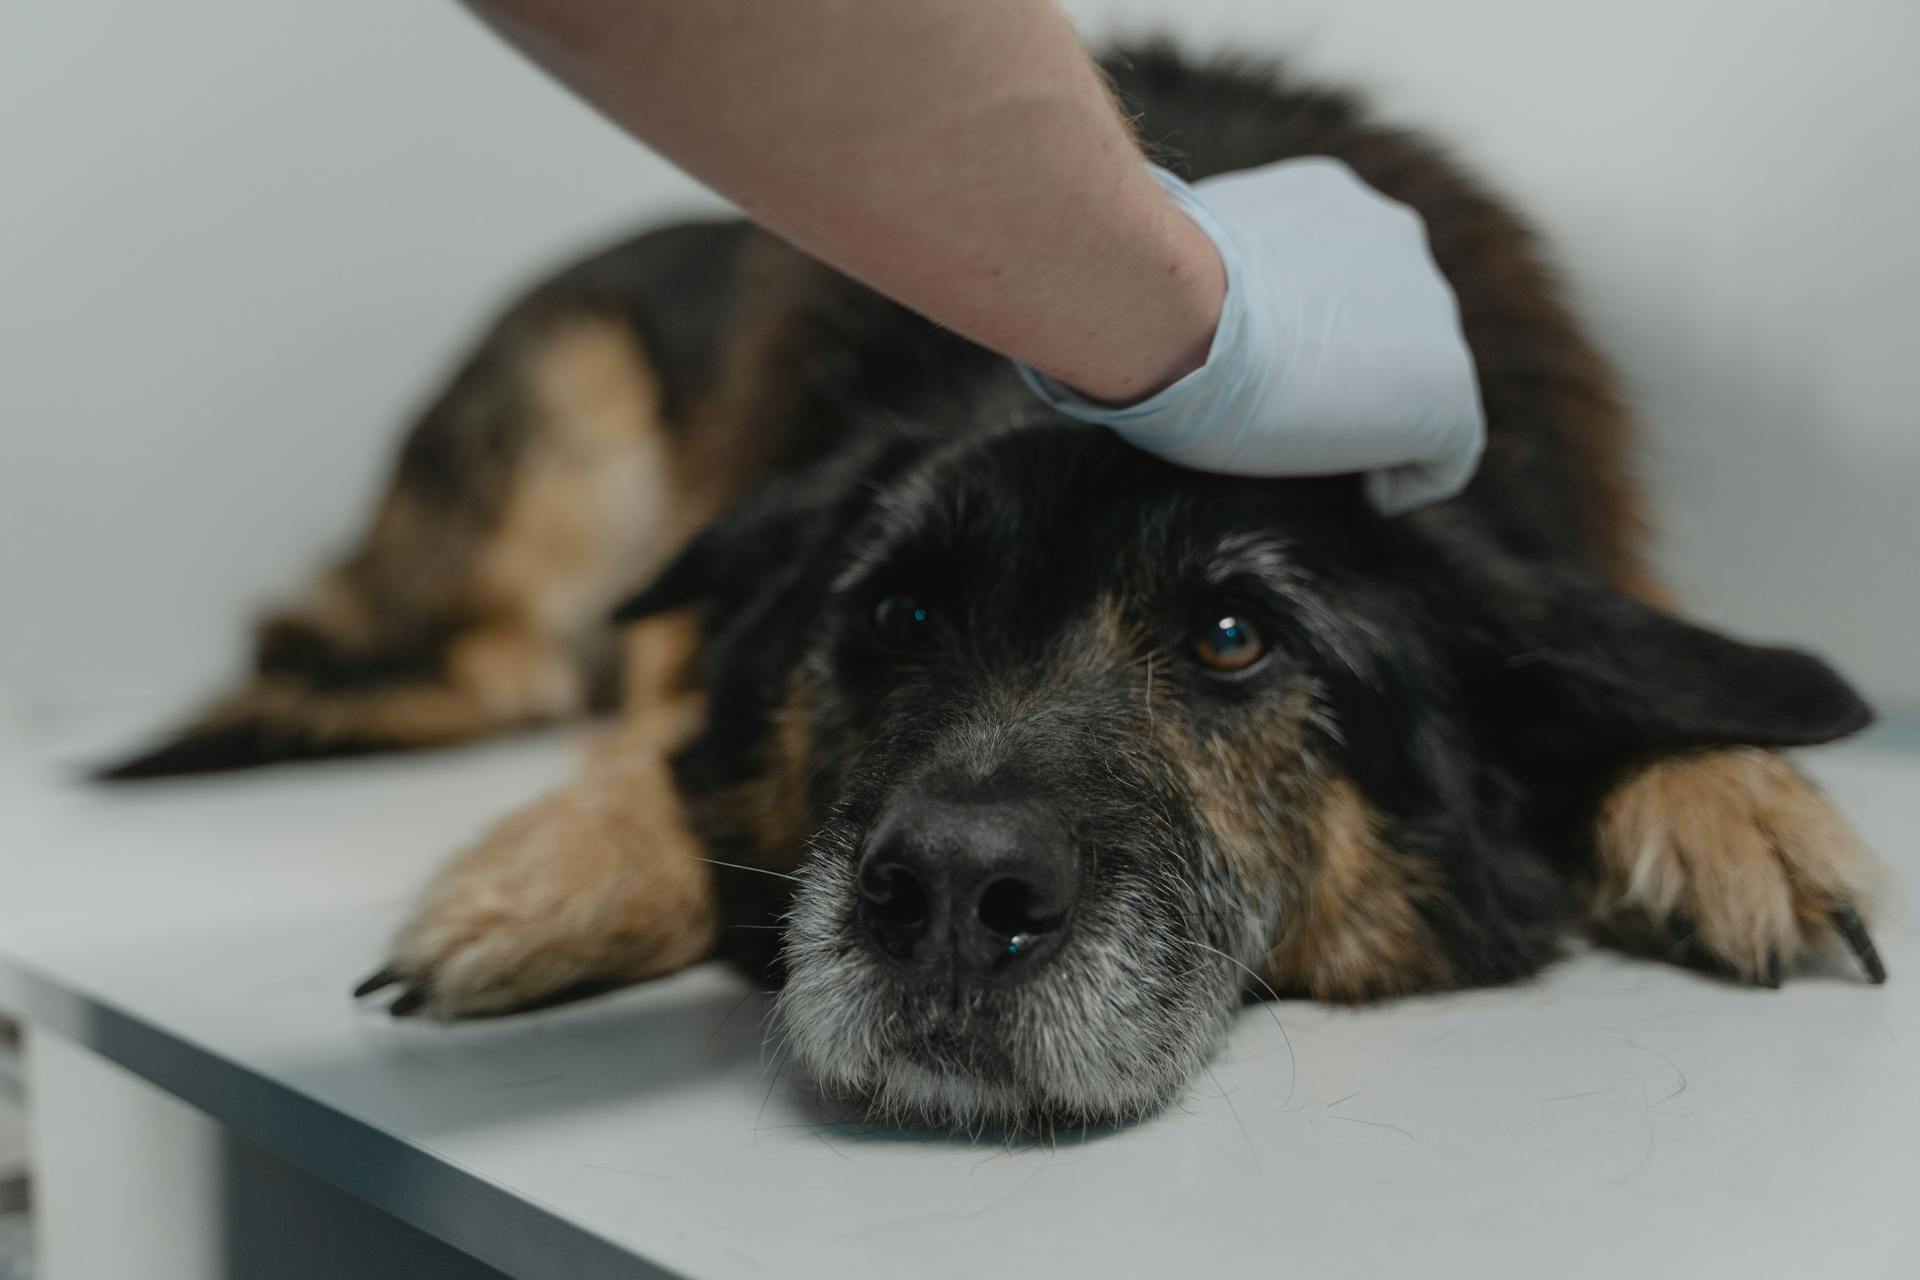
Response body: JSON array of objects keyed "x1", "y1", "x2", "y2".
[{"x1": 106, "y1": 47, "x2": 1885, "y2": 1129}]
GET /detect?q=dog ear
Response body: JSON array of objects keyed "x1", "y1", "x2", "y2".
[
  {"x1": 610, "y1": 498, "x2": 786, "y2": 623},
  {"x1": 614, "y1": 439, "x2": 902, "y2": 625},
  {"x1": 1479, "y1": 572, "x2": 1873, "y2": 753}
]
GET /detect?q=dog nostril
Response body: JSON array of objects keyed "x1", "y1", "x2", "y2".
[
  {"x1": 858, "y1": 859, "x2": 936, "y2": 965},
  {"x1": 977, "y1": 876, "x2": 1061, "y2": 942},
  {"x1": 860, "y1": 863, "x2": 930, "y2": 927}
]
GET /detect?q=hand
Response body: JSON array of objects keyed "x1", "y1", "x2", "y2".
[{"x1": 1019, "y1": 158, "x2": 1485, "y2": 515}]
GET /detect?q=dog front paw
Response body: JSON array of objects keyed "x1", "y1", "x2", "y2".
[
  {"x1": 1592, "y1": 747, "x2": 1885, "y2": 986},
  {"x1": 355, "y1": 752, "x2": 719, "y2": 1018}
]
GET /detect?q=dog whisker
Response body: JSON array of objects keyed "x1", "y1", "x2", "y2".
[
  {"x1": 753, "y1": 1041, "x2": 795, "y2": 1135},
  {"x1": 703, "y1": 986, "x2": 767, "y2": 1052},
  {"x1": 695, "y1": 857, "x2": 802, "y2": 883},
  {"x1": 1174, "y1": 933, "x2": 1298, "y2": 1111}
]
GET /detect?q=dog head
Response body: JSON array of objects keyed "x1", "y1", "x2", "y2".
[{"x1": 621, "y1": 423, "x2": 1869, "y2": 1130}]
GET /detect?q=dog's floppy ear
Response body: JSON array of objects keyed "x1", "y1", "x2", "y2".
[
  {"x1": 611, "y1": 494, "x2": 793, "y2": 622},
  {"x1": 614, "y1": 438, "x2": 903, "y2": 625},
  {"x1": 1479, "y1": 571, "x2": 1873, "y2": 753}
]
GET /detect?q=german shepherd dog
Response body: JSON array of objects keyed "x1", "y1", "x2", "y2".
[{"x1": 105, "y1": 47, "x2": 1885, "y2": 1129}]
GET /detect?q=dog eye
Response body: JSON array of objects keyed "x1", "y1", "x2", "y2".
[
  {"x1": 872, "y1": 594, "x2": 933, "y2": 651},
  {"x1": 1191, "y1": 612, "x2": 1267, "y2": 673}
]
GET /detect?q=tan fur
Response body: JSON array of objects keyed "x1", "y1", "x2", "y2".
[
  {"x1": 387, "y1": 613, "x2": 718, "y2": 1018},
  {"x1": 1262, "y1": 777, "x2": 1455, "y2": 1001},
  {"x1": 687, "y1": 676, "x2": 819, "y2": 879},
  {"x1": 752, "y1": 684, "x2": 821, "y2": 874},
  {"x1": 425, "y1": 314, "x2": 688, "y2": 729},
  {"x1": 1164, "y1": 705, "x2": 1304, "y2": 870},
  {"x1": 1158, "y1": 678, "x2": 1450, "y2": 1002},
  {"x1": 611, "y1": 607, "x2": 708, "y2": 746},
  {"x1": 199, "y1": 678, "x2": 495, "y2": 751},
  {"x1": 447, "y1": 623, "x2": 583, "y2": 723},
  {"x1": 1578, "y1": 415, "x2": 1868, "y2": 981},
  {"x1": 279, "y1": 569, "x2": 378, "y2": 654},
  {"x1": 475, "y1": 317, "x2": 677, "y2": 641},
  {"x1": 363, "y1": 245, "x2": 843, "y2": 1012},
  {"x1": 1593, "y1": 747, "x2": 1879, "y2": 979},
  {"x1": 387, "y1": 740, "x2": 718, "y2": 1018}
]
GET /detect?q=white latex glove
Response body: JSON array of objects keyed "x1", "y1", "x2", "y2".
[{"x1": 1018, "y1": 158, "x2": 1485, "y2": 515}]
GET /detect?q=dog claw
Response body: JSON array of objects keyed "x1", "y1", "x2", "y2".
[
  {"x1": 1763, "y1": 952, "x2": 1783, "y2": 990},
  {"x1": 1830, "y1": 906, "x2": 1888, "y2": 985},
  {"x1": 1658, "y1": 909, "x2": 1710, "y2": 970},
  {"x1": 388, "y1": 986, "x2": 431, "y2": 1018},
  {"x1": 353, "y1": 966, "x2": 400, "y2": 999}
]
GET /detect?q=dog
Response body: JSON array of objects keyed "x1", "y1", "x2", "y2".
[{"x1": 104, "y1": 45, "x2": 1885, "y2": 1130}]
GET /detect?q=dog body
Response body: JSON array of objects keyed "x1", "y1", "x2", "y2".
[{"x1": 110, "y1": 48, "x2": 1880, "y2": 1129}]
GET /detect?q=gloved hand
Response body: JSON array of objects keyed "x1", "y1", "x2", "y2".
[{"x1": 1018, "y1": 158, "x2": 1484, "y2": 515}]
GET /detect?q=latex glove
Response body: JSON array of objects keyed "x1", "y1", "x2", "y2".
[{"x1": 1018, "y1": 158, "x2": 1484, "y2": 515}]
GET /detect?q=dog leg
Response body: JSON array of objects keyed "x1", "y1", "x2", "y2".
[
  {"x1": 357, "y1": 737, "x2": 719, "y2": 1018},
  {"x1": 1591, "y1": 747, "x2": 1884, "y2": 985},
  {"x1": 357, "y1": 614, "x2": 722, "y2": 1018}
]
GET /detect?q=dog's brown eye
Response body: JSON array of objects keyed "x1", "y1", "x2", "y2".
[
  {"x1": 1192, "y1": 613, "x2": 1267, "y2": 673},
  {"x1": 872, "y1": 594, "x2": 932, "y2": 650}
]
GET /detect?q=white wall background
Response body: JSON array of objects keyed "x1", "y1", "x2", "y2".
[{"x1": 3, "y1": 0, "x2": 1916, "y2": 730}]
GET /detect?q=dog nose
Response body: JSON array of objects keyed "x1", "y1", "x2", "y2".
[{"x1": 856, "y1": 797, "x2": 1077, "y2": 978}]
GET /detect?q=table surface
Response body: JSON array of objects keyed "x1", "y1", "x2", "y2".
[{"x1": 2, "y1": 711, "x2": 1916, "y2": 1280}]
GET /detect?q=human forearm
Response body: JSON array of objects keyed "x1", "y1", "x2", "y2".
[{"x1": 465, "y1": 0, "x2": 1223, "y2": 402}]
